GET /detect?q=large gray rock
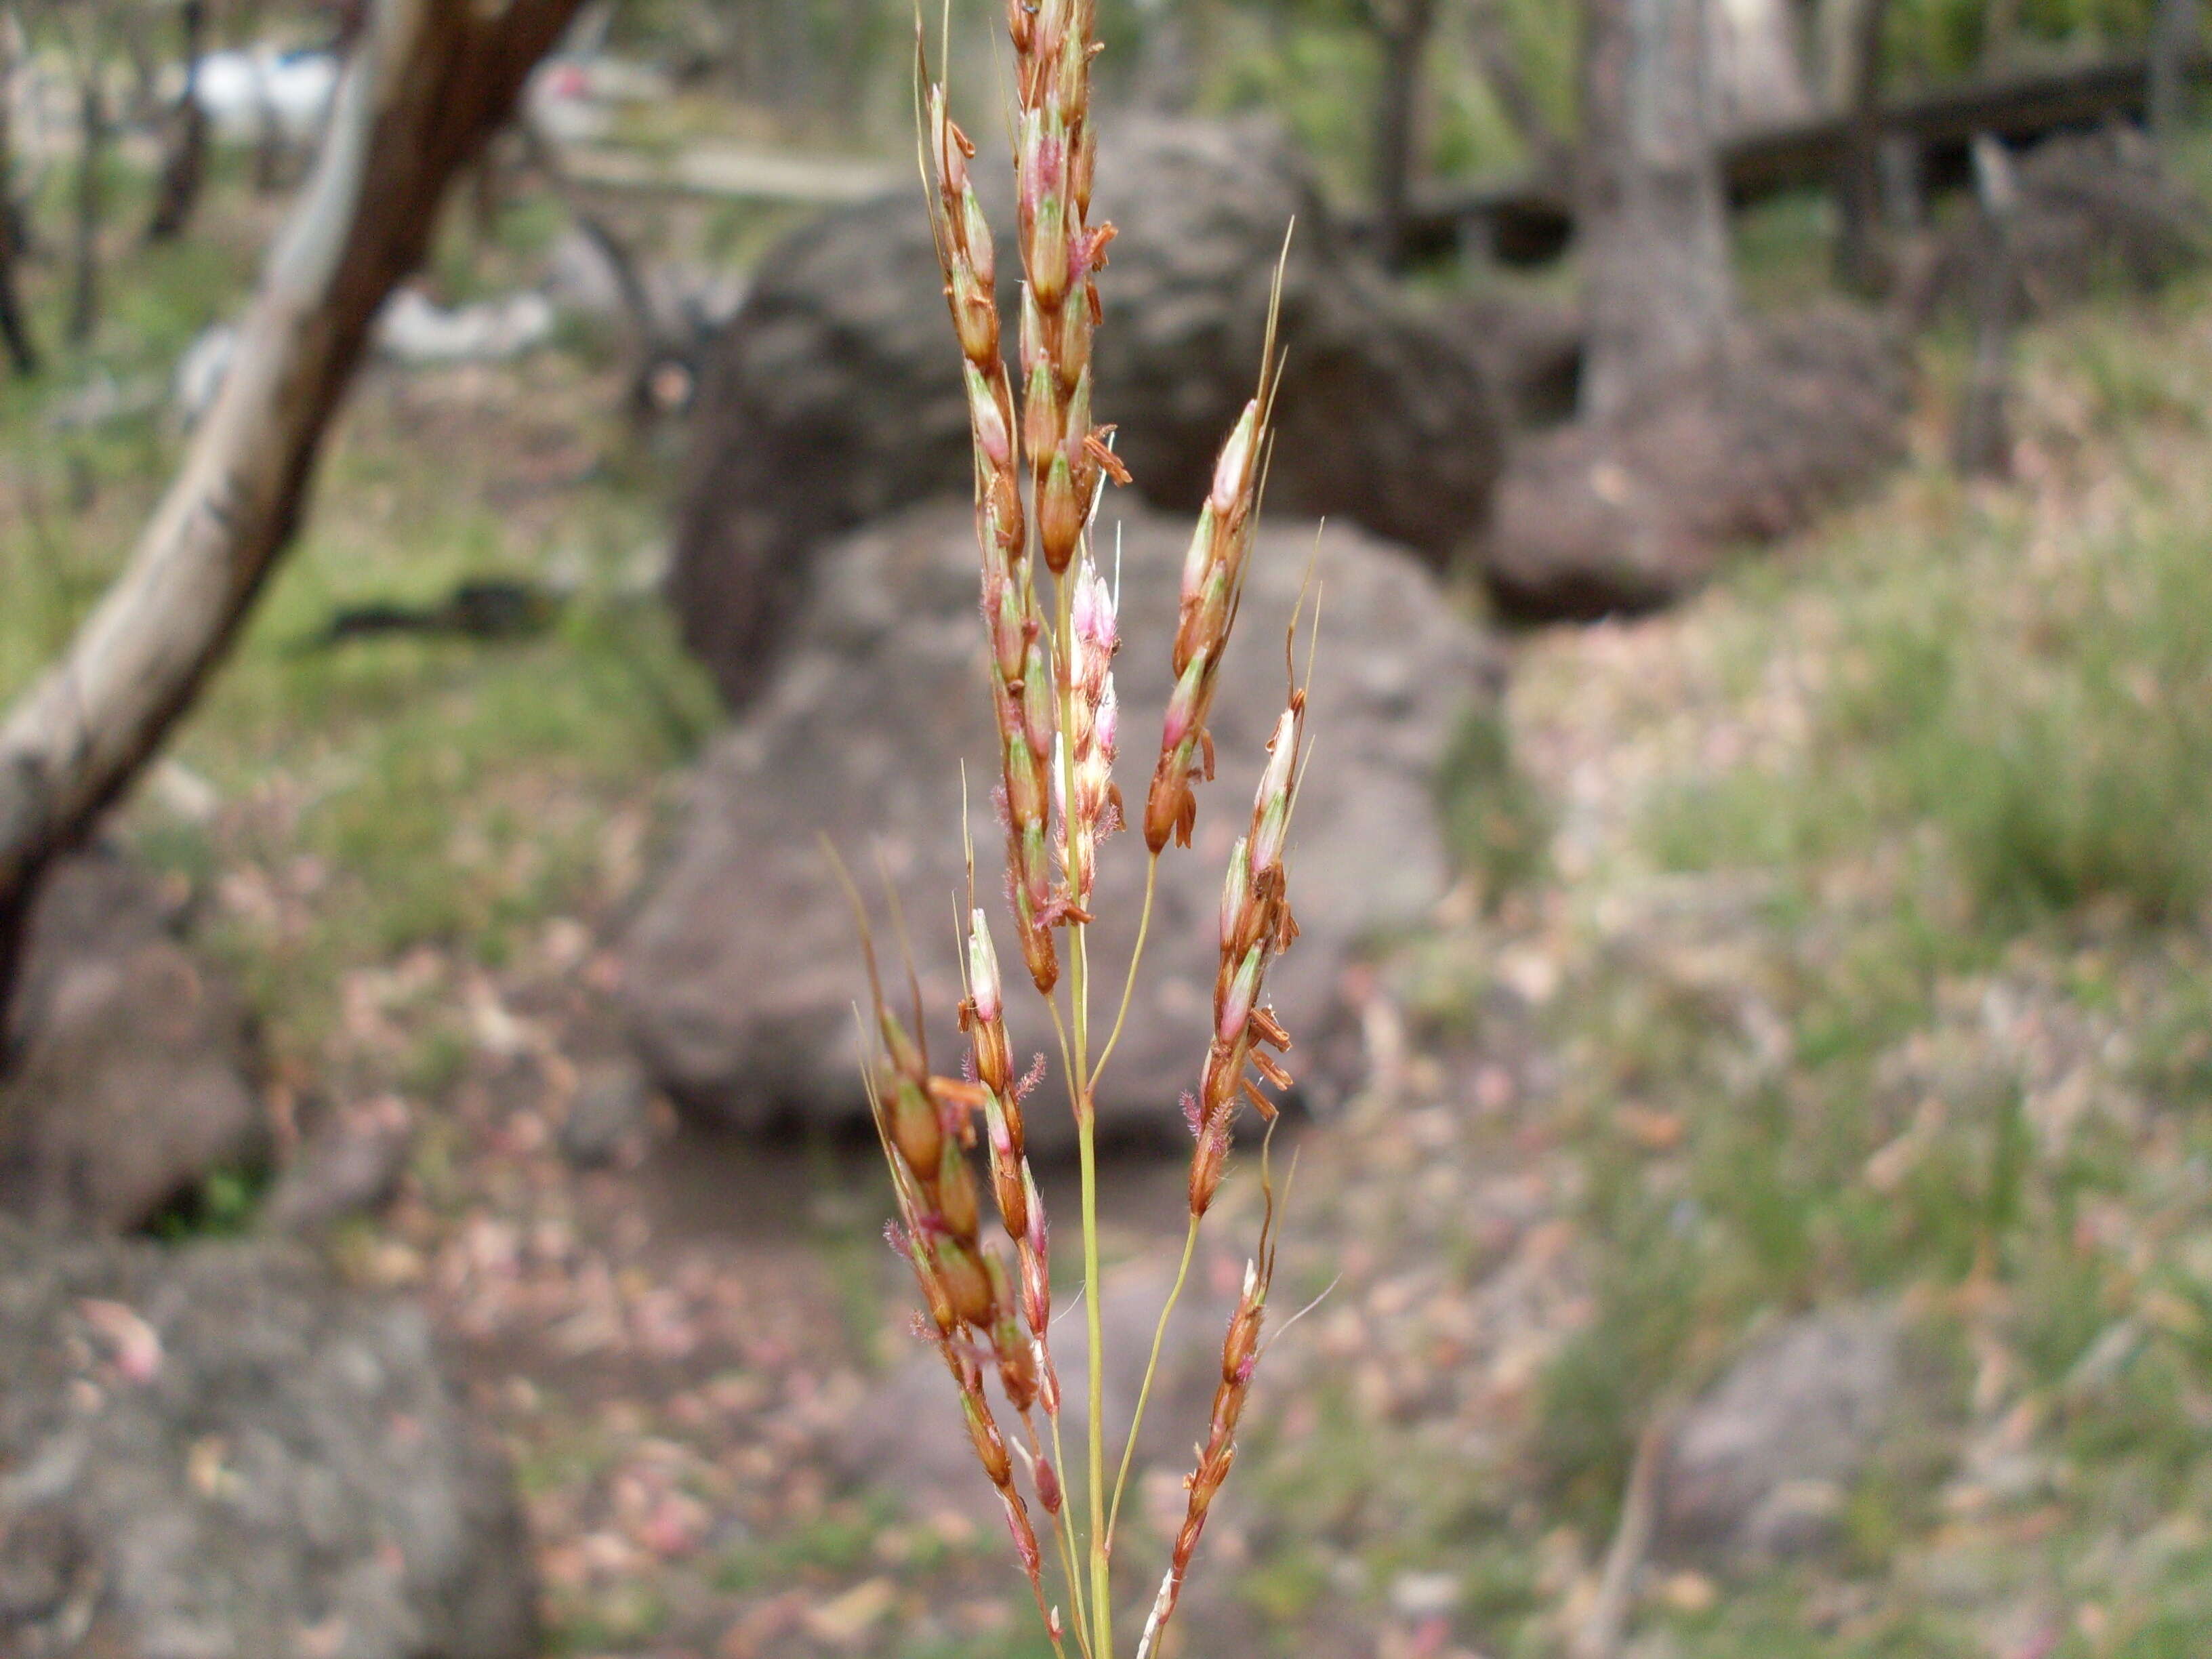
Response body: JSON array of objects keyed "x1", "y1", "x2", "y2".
[
  {"x1": 623, "y1": 499, "x2": 1494, "y2": 1147},
  {"x1": 1658, "y1": 1303, "x2": 1908, "y2": 1568},
  {"x1": 1482, "y1": 306, "x2": 1912, "y2": 620},
  {"x1": 0, "y1": 1224, "x2": 537, "y2": 1658},
  {"x1": 670, "y1": 116, "x2": 1500, "y2": 705},
  {"x1": 0, "y1": 851, "x2": 265, "y2": 1233},
  {"x1": 1904, "y1": 125, "x2": 2211, "y2": 326}
]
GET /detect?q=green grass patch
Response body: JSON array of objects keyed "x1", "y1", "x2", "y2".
[
  {"x1": 1437, "y1": 702, "x2": 1551, "y2": 906},
  {"x1": 1515, "y1": 275, "x2": 2212, "y2": 1651},
  {"x1": 146, "y1": 1162, "x2": 274, "y2": 1243},
  {"x1": 0, "y1": 146, "x2": 717, "y2": 1086}
]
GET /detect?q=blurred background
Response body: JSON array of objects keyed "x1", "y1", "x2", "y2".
[{"x1": 2, "y1": 1, "x2": 2211, "y2": 1656}]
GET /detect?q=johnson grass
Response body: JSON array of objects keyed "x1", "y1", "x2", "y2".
[{"x1": 835, "y1": 5, "x2": 1310, "y2": 1653}]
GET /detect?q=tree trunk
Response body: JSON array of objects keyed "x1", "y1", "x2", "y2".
[
  {"x1": 252, "y1": 61, "x2": 287, "y2": 194},
  {"x1": 2150, "y1": 0, "x2": 2198, "y2": 146},
  {"x1": 1833, "y1": 0, "x2": 1893, "y2": 293},
  {"x1": 1708, "y1": 0, "x2": 1815, "y2": 130},
  {"x1": 0, "y1": 24, "x2": 39, "y2": 377},
  {"x1": 147, "y1": 0, "x2": 210, "y2": 241},
  {"x1": 517, "y1": 115, "x2": 669, "y2": 417},
  {"x1": 1370, "y1": 0, "x2": 1440, "y2": 270},
  {"x1": 68, "y1": 71, "x2": 106, "y2": 346},
  {"x1": 1466, "y1": 0, "x2": 1567, "y2": 174},
  {"x1": 1578, "y1": 0, "x2": 1736, "y2": 425},
  {"x1": 1982, "y1": 0, "x2": 2022, "y2": 69},
  {"x1": 1954, "y1": 133, "x2": 2018, "y2": 479},
  {"x1": 0, "y1": 0, "x2": 588, "y2": 1020}
]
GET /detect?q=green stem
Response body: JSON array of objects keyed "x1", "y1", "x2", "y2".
[
  {"x1": 1042, "y1": 1000, "x2": 1092, "y2": 1653},
  {"x1": 1079, "y1": 1043, "x2": 1109, "y2": 1656},
  {"x1": 1106, "y1": 1212, "x2": 1200, "y2": 1547},
  {"x1": 1089, "y1": 855, "x2": 1159, "y2": 1093},
  {"x1": 1052, "y1": 559, "x2": 1111, "y2": 1659}
]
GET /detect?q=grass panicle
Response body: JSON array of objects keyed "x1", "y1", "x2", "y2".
[{"x1": 855, "y1": 3, "x2": 1303, "y2": 1653}]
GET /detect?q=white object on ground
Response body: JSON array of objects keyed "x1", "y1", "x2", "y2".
[
  {"x1": 542, "y1": 228, "x2": 747, "y2": 337},
  {"x1": 193, "y1": 49, "x2": 339, "y2": 144},
  {"x1": 150, "y1": 758, "x2": 221, "y2": 825},
  {"x1": 373, "y1": 289, "x2": 556, "y2": 365}
]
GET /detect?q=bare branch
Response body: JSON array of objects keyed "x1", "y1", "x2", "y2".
[{"x1": 0, "y1": 0, "x2": 588, "y2": 1007}]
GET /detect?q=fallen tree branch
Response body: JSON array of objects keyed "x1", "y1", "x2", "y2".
[
  {"x1": 1399, "y1": 46, "x2": 2212, "y2": 265},
  {"x1": 0, "y1": 0, "x2": 586, "y2": 1017}
]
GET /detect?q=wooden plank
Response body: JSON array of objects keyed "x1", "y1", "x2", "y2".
[
  {"x1": 1401, "y1": 48, "x2": 2210, "y2": 265},
  {"x1": 561, "y1": 143, "x2": 900, "y2": 206}
]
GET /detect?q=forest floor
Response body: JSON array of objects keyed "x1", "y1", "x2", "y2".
[{"x1": 6, "y1": 152, "x2": 2212, "y2": 1659}]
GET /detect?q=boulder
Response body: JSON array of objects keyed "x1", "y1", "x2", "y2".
[
  {"x1": 670, "y1": 116, "x2": 1499, "y2": 706},
  {"x1": 0, "y1": 851, "x2": 265, "y2": 1233},
  {"x1": 1657, "y1": 1303, "x2": 1907, "y2": 1568},
  {"x1": 0, "y1": 1223, "x2": 537, "y2": 1658},
  {"x1": 623, "y1": 499, "x2": 1496, "y2": 1148},
  {"x1": 557, "y1": 1058, "x2": 653, "y2": 1170},
  {"x1": 1482, "y1": 306, "x2": 1912, "y2": 620},
  {"x1": 1443, "y1": 289, "x2": 1583, "y2": 428},
  {"x1": 261, "y1": 1096, "x2": 415, "y2": 1235},
  {"x1": 1903, "y1": 125, "x2": 2210, "y2": 326}
]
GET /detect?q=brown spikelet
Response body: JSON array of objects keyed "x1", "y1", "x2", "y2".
[
  {"x1": 1010, "y1": 0, "x2": 1116, "y2": 577},
  {"x1": 1143, "y1": 242, "x2": 1289, "y2": 854},
  {"x1": 1186, "y1": 696, "x2": 1305, "y2": 1216},
  {"x1": 921, "y1": 53, "x2": 1059, "y2": 994},
  {"x1": 940, "y1": 1338, "x2": 1057, "y2": 1638}
]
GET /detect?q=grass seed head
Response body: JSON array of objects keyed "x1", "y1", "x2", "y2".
[
  {"x1": 987, "y1": 1252, "x2": 1040, "y2": 1411},
  {"x1": 888, "y1": 1073, "x2": 942, "y2": 1186},
  {"x1": 1145, "y1": 396, "x2": 1267, "y2": 853},
  {"x1": 1141, "y1": 1179, "x2": 1282, "y2": 1659},
  {"x1": 924, "y1": 40, "x2": 1061, "y2": 997},
  {"x1": 1185, "y1": 697, "x2": 1306, "y2": 1214},
  {"x1": 937, "y1": 1136, "x2": 983, "y2": 1242},
  {"x1": 908, "y1": 7, "x2": 1300, "y2": 1643},
  {"x1": 935, "y1": 1234, "x2": 995, "y2": 1328},
  {"x1": 1008, "y1": 0, "x2": 1110, "y2": 577}
]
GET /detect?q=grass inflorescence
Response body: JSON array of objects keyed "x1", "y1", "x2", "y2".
[{"x1": 833, "y1": 5, "x2": 1311, "y2": 1654}]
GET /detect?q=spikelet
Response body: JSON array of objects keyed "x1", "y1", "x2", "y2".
[
  {"x1": 1186, "y1": 694, "x2": 1304, "y2": 1217},
  {"x1": 1054, "y1": 552, "x2": 1122, "y2": 913},
  {"x1": 1012, "y1": 0, "x2": 1124, "y2": 577},
  {"x1": 1143, "y1": 392, "x2": 1269, "y2": 854},
  {"x1": 848, "y1": 907, "x2": 1060, "y2": 1636},
  {"x1": 959, "y1": 907, "x2": 1065, "y2": 1504},
  {"x1": 922, "y1": 70, "x2": 1060, "y2": 995},
  {"x1": 942, "y1": 1323, "x2": 1057, "y2": 1637}
]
